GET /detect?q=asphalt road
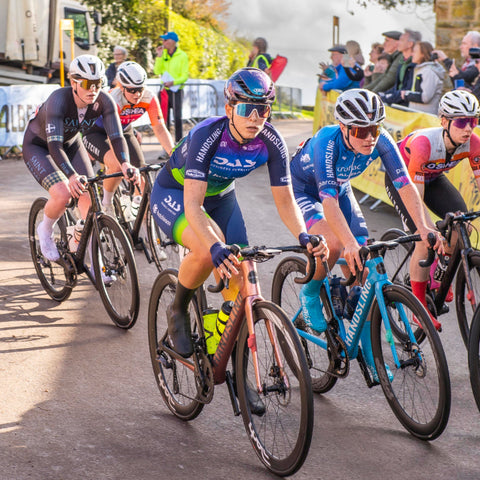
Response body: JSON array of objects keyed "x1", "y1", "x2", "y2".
[{"x1": 0, "y1": 119, "x2": 479, "y2": 480}]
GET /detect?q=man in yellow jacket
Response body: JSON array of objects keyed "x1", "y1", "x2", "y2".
[{"x1": 154, "y1": 31, "x2": 189, "y2": 142}]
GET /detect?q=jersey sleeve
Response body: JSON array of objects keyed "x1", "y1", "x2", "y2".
[
  {"x1": 402, "y1": 134, "x2": 432, "y2": 185},
  {"x1": 100, "y1": 91, "x2": 130, "y2": 164},
  {"x1": 44, "y1": 91, "x2": 76, "y2": 177},
  {"x1": 376, "y1": 130, "x2": 412, "y2": 189},
  {"x1": 263, "y1": 126, "x2": 291, "y2": 186},
  {"x1": 468, "y1": 133, "x2": 480, "y2": 179}
]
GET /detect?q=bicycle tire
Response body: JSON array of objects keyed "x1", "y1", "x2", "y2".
[
  {"x1": 146, "y1": 205, "x2": 186, "y2": 271},
  {"x1": 468, "y1": 304, "x2": 480, "y2": 412},
  {"x1": 370, "y1": 284, "x2": 451, "y2": 440},
  {"x1": 456, "y1": 251, "x2": 480, "y2": 348},
  {"x1": 235, "y1": 300, "x2": 314, "y2": 476},
  {"x1": 147, "y1": 269, "x2": 204, "y2": 420},
  {"x1": 380, "y1": 228, "x2": 427, "y2": 343},
  {"x1": 91, "y1": 214, "x2": 140, "y2": 329},
  {"x1": 28, "y1": 197, "x2": 72, "y2": 302},
  {"x1": 271, "y1": 256, "x2": 338, "y2": 393}
]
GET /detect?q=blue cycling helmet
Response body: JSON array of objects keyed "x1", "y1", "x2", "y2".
[{"x1": 225, "y1": 67, "x2": 275, "y2": 104}]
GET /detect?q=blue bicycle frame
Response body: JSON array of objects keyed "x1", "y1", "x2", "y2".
[{"x1": 291, "y1": 255, "x2": 418, "y2": 369}]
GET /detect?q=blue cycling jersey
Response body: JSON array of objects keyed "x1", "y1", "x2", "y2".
[
  {"x1": 290, "y1": 125, "x2": 410, "y2": 201},
  {"x1": 161, "y1": 116, "x2": 290, "y2": 196}
]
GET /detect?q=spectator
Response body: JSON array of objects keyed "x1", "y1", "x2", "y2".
[
  {"x1": 318, "y1": 45, "x2": 360, "y2": 92},
  {"x1": 363, "y1": 42, "x2": 384, "y2": 87},
  {"x1": 400, "y1": 41, "x2": 445, "y2": 114},
  {"x1": 154, "y1": 31, "x2": 189, "y2": 143},
  {"x1": 105, "y1": 46, "x2": 128, "y2": 88},
  {"x1": 379, "y1": 29, "x2": 422, "y2": 107},
  {"x1": 433, "y1": 31, "x2": 480, "y2": 89},
  {"x1": 247, "y1": 37, "x2": 272, "y2": 75},
  {"x1": 342, "y1": 40, "x2": 365, "y2": 84},
  {"x1": 367, "y1": 30, "x2": 403, "y2": 93}
]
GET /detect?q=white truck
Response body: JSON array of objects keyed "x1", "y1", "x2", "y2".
[{"x1": 0, "y1": 0, "x2": 101, "y2": 85}]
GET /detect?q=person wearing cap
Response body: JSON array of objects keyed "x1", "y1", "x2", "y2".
[
  {"x1": 366, "y1": 30, "x2": 403, "y2": 93},
  {"x1": 247, "y1": 37, "x2": 272, "y2": 74},
  {"x1": 154, "y1": 31, "x2": 189, "y2": 142},
  {"x1": 318, "y1": 44, "x2": 360, "y2": 92}
]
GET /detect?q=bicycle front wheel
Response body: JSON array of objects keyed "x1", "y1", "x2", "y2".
[
  {"x1": 147, "y1": 269, "x2": 204, "y2": 420},
  {"x1": 371, "y1": 284, "x2": 451, "y2": 440},
  {"x1": 380, "y1": 228, "x2": 413, "y2": 287},
  {"x1": 28, "y1": 197, "x2": 72, "y2": 302},
  {"x1": 235, "y1": 301, "x2": 313, "y2": 476},
  {"x1": 456, "y1": 251, "x2": 480, "y2": 348},
  {"x1": 272, "y1": 256, "x2": 337, "y2": 393},
  {"x1": 468, "y1": 304, "x2": 480, "y2": 412},
  {"x1": 92, "y1": 214, "x2": 139, "y2": 329}
]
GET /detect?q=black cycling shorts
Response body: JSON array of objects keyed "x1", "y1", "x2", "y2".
[{"x1": 385, "y1": 172, "x2": 467, "y2": 232}]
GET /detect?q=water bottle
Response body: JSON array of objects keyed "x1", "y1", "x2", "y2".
[
  {"x1": 343, "y1": 285, "x2": 362, "y2": 320},
  {"x1": 68, "y1": 219, "x2": 84, "y2": 252},
  {"x1": 203, "y1": 308, "x2": 219, "y2": 354},
  {"x1": 329, "y1": 276, "x2": 347, "y2": 317},
  {"x1": 433, "y1": 255, "x2": 449, "y2": 283},
  {"x1": 120, "y1": 193, "x2": 133, "y2": 222},
  {"x1": 129, "y1": 195, "x2": 142, "y2": 220},
  {"x1": 213, "y1": 300, "x2": 234, "y2": 344}
]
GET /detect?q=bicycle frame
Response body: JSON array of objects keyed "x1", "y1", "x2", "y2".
[{"x1": 292, "y1": 255, "x2": 417, "y2": 368}]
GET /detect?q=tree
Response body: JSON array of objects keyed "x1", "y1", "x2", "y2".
[{"x1": 356, "y1": 0, "x2": 432, "y2": 7}]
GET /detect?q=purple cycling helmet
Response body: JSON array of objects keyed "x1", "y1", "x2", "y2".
[{"x1": 224, "y1": 67, "x2": 275, "y2": 104}]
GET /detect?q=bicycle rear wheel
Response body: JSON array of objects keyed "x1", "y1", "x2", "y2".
[
  {"x1": 235, "y1": 301, "x2": 313, "y2": 476},
  {"x1": 91, "y1": 214, "x2": 139, "y2": 329},
  {"x1": 147, "y1": 269, "x2": 204, "y2": 420},
  {"x1": 370, "y1": 284, "x2": 451, "y2": 440},
  {"x1": 468, "y1": 304, "x2": 480, "y2": 412},
  {"x1": 146, "y1": 206, "x2": 186, "y2": 271},
  {"x1": 272, "y1": 256, "x2": 337, "y2": 393},
  {"x1": 456, "y1": 251, "x2": 480, "y2": 348},
  {"x1": 28, "y1": 197, "x2": 72, "y2": 302}
]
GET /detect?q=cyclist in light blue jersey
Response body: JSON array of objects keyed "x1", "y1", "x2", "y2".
[
  {"x1": 150, "y1": 68, "x2": 328, "y2": 358},
  {"x1": 290, "y1": 88, "x2": 441, "y2": 376}
]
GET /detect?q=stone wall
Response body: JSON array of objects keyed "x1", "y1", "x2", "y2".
[{"x1": 436, "y1": 0, "x2": 480, "y2": 60}]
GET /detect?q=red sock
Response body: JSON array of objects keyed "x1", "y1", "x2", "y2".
[{"x1": 410, "y1": 280, "x2": 442, "y2": 331}]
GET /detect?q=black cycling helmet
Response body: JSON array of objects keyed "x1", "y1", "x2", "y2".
[{"x1": 224, "y1": 67, "x2": 275, "y2": 104}]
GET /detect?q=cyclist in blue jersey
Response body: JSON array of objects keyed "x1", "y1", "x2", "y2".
[
  {"x1": 150, "y1": 67, "x2": 328, "y2": 359},
  {"x1": 290, "y1": 88, "x2": 442, "y2": 379}
]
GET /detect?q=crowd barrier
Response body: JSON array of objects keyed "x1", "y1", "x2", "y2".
[{"x1": 313, "y1": 90, "x2": 480, "y2": 223}]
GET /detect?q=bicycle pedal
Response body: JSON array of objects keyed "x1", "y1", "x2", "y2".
[{"x1": 439, "y1": 303, "x2": 449, "y2": 315}]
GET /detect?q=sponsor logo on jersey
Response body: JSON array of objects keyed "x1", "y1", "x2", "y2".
[
  {"x1": 423, "y1": 160, "x2": 459, "y2": 170},
  {"x1": 185, "y1": 169, "x2": 205, "y2": 179},
  {"x1": 163, "y1": 194, "x2": 181, "y2": 213},
  {"x1": 46, "y1": 123, "x2": 56, "y2": 134}
]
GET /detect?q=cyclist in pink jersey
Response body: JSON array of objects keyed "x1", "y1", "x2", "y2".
[
  {"x1": 83, "y1": 61, "x2": 174, "y2": 214},
  {"x1": 385, "y1": 90, "x2": 480, "y2": 330}
]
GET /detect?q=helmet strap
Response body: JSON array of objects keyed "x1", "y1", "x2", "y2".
[
  {"x1": 344, "y1": 127, "x2": 357, "y2": 153},
  {"x1": 443, "y1": 120, "x2": 461, "y2": 150},
  {"x1": 229, "y1": 111, "x2": 249, "y2": 144}
]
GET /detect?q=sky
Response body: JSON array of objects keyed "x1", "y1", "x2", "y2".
[{"x1": 224, "y1": 0, "x2": 436, "y2": 105}]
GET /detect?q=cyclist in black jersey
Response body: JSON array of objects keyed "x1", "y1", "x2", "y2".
[
  {"x1": 150, "y1": 68, "x2": 328, "y2": 358},
  {"x1": 24, "y1": 55, "x2": 139, "y2": 261}
]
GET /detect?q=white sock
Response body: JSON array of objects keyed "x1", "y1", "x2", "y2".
[
  {"x1": 102, "y1": 190, "x2": 114, "y2": 206},
  {"x1": 42, "y1": 213, "x2": 58, "y2": 231}
]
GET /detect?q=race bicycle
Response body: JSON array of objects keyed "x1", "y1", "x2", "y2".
[
  {"x1": 272, "y1": 234, "x2": 451, "y2": 440},
  {"x1": 381, "y1": 210, "x2": 480, "y2": 347},
  {"x1": 148, "y1": 243, "x2": 316, "y2": 476},
  {"x1": 28, "y1": 170, "x2": 140, "y2": 329}
]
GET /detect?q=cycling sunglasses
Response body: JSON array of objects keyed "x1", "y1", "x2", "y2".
[
  {"x1": 124, "y1": 86, "x2": 145, "y2": 94},
  {"x1": 72, "y1": 78, "x2": 103, "y2": 90},
  {"x1": 348, "y1": 124, "x2": 381, "y2": 139},
  {"x1": 450, "y1": 117, "x2": 478, "y2": 129},
  {"x1": 234, "y1": 103, "x2": 271, "y2": 119}
]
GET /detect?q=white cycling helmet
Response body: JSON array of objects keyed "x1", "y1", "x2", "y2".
[
  {"x1": 438, "y1": 90, "x2": 479, "y2": 117},
  {"x1": 117, "y1": 61, "x2": 147, "y2": 88},
  {"x1": 69, "y1": 55, "x2": 105, "y2": 80},
  {"x1": 334, "y1": 88, "x2": 385, "y2": 126}
]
